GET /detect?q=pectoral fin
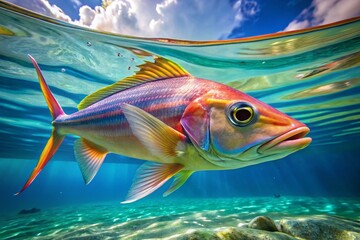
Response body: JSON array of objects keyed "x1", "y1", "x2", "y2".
[
  {"x1": 122, "y1": 103, "x2": 187, "y2": 159},
  {"x1": 122, "y1": 162, "x2": 183, "y2": 203},
  {"x1": 163, "y1": 170, "x2": 194, "y2": 197},
  {"x1": 74, "y1": 138, "x2": 108, "y2": 184}
]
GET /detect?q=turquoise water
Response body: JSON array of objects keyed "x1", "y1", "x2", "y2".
[{"x1": 0, "y1": 1, "x2": 360, "y2": 239}]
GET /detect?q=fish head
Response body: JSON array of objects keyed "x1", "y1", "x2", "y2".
[{"x1": 181, "y1": 88, "x2": 312, "y2": 169}]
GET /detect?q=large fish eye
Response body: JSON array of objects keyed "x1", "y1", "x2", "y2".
[{"x1": 227, "y1": 102, "x2": 257, "y2": 127}]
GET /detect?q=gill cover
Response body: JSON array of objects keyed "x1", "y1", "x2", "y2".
[{"x1": 180, "y1": 100, "x2": 210, "y2": 151}]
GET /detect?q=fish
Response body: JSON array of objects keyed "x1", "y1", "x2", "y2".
[{"x1": 16, "y1": 55, "x2": 312, "y2": 203}]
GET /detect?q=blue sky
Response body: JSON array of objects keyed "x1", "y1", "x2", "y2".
[
  {"x1": 5, "y1": 0, "x2": 360, "y2": 40},
  {"x1": 225, "y1": 0, "x2": 313, "y2": 38}
]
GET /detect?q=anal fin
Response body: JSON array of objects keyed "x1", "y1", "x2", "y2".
[
  {"x1": 122, "y1": 162, "x2": 183, "y2": 204},
  {"x1": 74, "y1": 138, "x2": 108, "y2": 184}
]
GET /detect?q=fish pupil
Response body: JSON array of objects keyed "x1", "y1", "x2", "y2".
[
  {"x1": 234, "y1": 108, "x2": 251, "y2": 122},
  {"x1": 227, "y1": 102, "x2": 257, "y2": 127}
]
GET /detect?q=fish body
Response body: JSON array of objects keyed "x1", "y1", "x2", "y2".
[
  {"x1": 17, "y1": 55, "x2": 312, "y2": 203},
  {"x1": 56, "y1": 77, "x2": 212, "y2": 166}
]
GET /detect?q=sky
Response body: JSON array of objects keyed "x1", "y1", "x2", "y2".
[{"x1": 4, "y1": 0, "x2": 360, "y2": 40}]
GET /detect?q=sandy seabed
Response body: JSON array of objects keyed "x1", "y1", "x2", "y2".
[{"x1": 1, "y1": 197, "x2": 359, "y2": 239}]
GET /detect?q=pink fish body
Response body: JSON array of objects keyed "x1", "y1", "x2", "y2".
[{"x1": 17, "y1": 55, "x2": 311, "y2": 203}]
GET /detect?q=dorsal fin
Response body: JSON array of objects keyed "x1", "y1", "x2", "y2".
[{"x1": 78, "y1": 57, "x2": 191, "y2": 110}]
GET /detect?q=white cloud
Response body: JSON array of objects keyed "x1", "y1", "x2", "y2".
[
  {"x1": 149, "y1": 18, "x2": 163, "y2": 31},
  {"x1": 284, "y1": 0, "x2": 360, "y2": 31},
  {"x1": 156, "y1": 0, "x2": 177, "y2": 16},
  {"x1": 77, "y1": 1, "x2": 139, "y2": 35},
  {"x1": 285, "y1": 19, "x2": 310, "y2": 31},
  {"x1": 78, "y1": 5, "x2": 95, "y2": 26},
  {"x1": 74, "y1": 0, "x2": 241, "y2": 40},
  {"x1": 6, "y1": 0, "x2": 72, "y2": 23},
  {"x1": 5, "y1": 0, "x2": 260, "y2": 40},
  {"x1": 71, "y1": 0, "x2": 82, "y2": 8},
  {"x1": 231, "y1": 0, "x2": 260, "y2": 36}
]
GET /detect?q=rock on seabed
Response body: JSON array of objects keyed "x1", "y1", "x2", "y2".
[
  {"x1": 279, "y1": 215, "x2": 360, "y2": 240},
  {"x1": 178, "y1": 227, "x2": 295, "y2": 240},
  {"x1": 248, "y1": 216, "x2": 279, "y2": 232},
  {"x1": 178, "y1": 215, "x2": 360, "y2": 240}
]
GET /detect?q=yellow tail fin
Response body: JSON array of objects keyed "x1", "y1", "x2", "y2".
[
  {"x1": 28, "y1": 55, "x2": 64, "y2": 119},
  {"x1": 15, "y1": 130, "x2": 64, "y2": 195},
  {"x1": 16, "y1": 55, "x2": 66, "y2": 195}
]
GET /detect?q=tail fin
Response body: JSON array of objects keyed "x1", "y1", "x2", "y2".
[
  {"x1": 15, "y1": 55, "x2": 65, "y2": 195},
  {"x1": 28, "y1": 55, "x2": 64, "y2": 119},
  {"x1": 15, "y1": 130, "x2": 64, "y2": 195}
]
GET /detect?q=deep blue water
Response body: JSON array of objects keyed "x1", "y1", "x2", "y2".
[
  {"x1": 1, "y1": 144, "x2": 359, "y2": 215},
  {"x1": 0, "y1": 1, "x2": 360, "y2": 239}
]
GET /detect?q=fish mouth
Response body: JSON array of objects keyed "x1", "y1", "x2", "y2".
[{"x1": 258, "y1": 127, "x2": 312, "y2": 155}]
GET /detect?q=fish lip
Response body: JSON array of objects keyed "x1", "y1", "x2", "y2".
[{"x1": 258, "y1": 126, "x2": 311, "y2": 154}]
